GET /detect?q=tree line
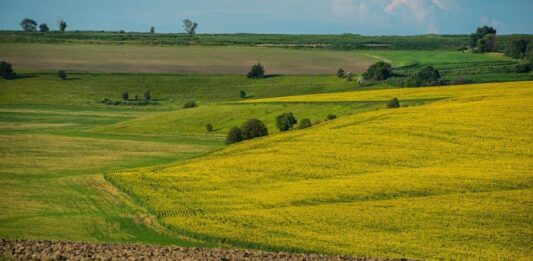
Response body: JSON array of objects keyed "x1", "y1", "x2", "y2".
[{"x1": 18, "y1": 17, "x2": 199, "y2": 35}]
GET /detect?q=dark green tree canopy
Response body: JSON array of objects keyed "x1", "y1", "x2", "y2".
[
  {"x1": 20, "y1": 18, "x2": 37, "y2": 32},
  {"x1": 226, "y1": 127, "x2": 244, "y2": 144},
  {"x1": 276, "y1": 112, "x2": 298, "y2": 131},
  {"x1": 58, "y1": 19, "x2": 67, "y2": 32},
  {"x1": 469, "y1": 26, "x2": 497, "y2": 51},
  {"x1": 183, "y1": 19, "x2": 198, "y2": 35},
  {"x1": 241, "y1": 119, "x2": 268, "y2": 140},
  {"x1": 363, "y1": 62, "x2": 393, "y2": 81},
  {"x1": 404, "y1": 66, "x2": 442, "y2": 87},
  {"x1": 57, "y1": 70, "x2": 66, "y2": 80},
  {"x1": 247, "y1": 63, "x2": 265, "y2": 79},
  {"x1": 387, "y1": 98, "x2": 400, "y2": 108},
  {"x1": 298, "y1": 118, "x2": 312, "y2": 129},
  {"x1": 337, "y1": 67, "x2": 345, "y2": 78},
  {"x1": 504, "y1": 38, "x2": 530, "y2": 59},
  {"x1": 39, "y1": 23, "x2": 49, "y2": 32},
  {"x1": 0, "y1": 61, "x2": 16, "y2": 79}
]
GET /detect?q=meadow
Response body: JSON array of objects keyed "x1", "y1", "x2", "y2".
[
  {"x1": 107, "y1": 81, "x2": 533, "y2": 259},
  {"x1": 1, "y1": 40, "x2": 532, "y2": 260},
  {"x1": 0, "y1": 72, "x2": 371, "y2": 245}
]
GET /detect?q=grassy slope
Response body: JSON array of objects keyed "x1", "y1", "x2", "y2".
[
  {"x1": 0, "y1": 73, "x2": 370, "y2": 245},
  {"x1": 0, "y1": 43, "x2": 376, "y2": 74},
  {"x1": 108, "y1": 81, "x2": 533, "y2": 259}
]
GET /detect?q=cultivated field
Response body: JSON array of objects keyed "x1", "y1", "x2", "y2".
[
  {"x1": 1, "y1": 44, "x2": 532, "y2": 260},
  {"x1": 0, "y1": 43, "x2": 377, "y2": 74},
  {"x1": 107, "y1": 81, "x2": 533, "y2": 259}
]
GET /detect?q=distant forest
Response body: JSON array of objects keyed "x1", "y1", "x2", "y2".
[{"x1": 1, "y1": 30, "x2": 532, "y2": 51}]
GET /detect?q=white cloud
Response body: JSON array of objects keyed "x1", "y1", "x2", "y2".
[
  {"x1": 331, "y1": 0, "x2": 357, "y2": 17},
  {"x1": 383, "y1": 0, "x2": 453, "y2": 33}
]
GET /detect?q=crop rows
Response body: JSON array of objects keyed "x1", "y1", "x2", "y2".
[{"x1": 108, "y1": 81, "x2": 533, "y2": 259}]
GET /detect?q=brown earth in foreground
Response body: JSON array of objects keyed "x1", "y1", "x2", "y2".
[{"x1": 0, "y1": 239, "x2": 410, "y2": 261}]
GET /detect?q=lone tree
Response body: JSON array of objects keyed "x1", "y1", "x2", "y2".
[
  {"x1": 298, "y1": 118, "x2": 312, "y2": 129},
  {"x1": 477, "y1": 33, "x2": 497, "y2": 53},
  {"x1": 122, "y1": 91, "x2": 129, "y2": 101},
  {"x1": 469, "y1": 26, "x2": 496, "y2": 49},
  {"x1": 0, "y1": 61, "x2": 16, "y2": 79},
  {"x1": 504, "y1": 38, "x2": 529, "y2": 59},
  {"x1": 326, "y1": 114, "x2": 337, "y2": 121},
  {"x1": 247, "y1": 63, "x2": 265, "y2": 79},
  {"x1": 58, "y1": 19, "x2": 67, "y2": 32},
  {"x1": 404, "y1": 66, "x2": 441, "y2": 87},
  {"x1": 183, "y1": 101, "x2": 197, "y2": 109},
  {"x1": 206, "y1": 123, "x2": 214, "y2": 132},
  {"x1": 20, "y1": 18, "x2": 37, "y2": 32},
  {"x1": 182, "y1": 19, "x2": 198, "y2": 35},
  {"x1": 226, "y1": 127, "x2": 244, "y2": 145},
  {"x1": 57, "y1": 70, "x2": 66, "y2": 80},
  {"x1": 363, "y1": 62, "x2": 393, "y2": 81},
  {"x1": 241, "y1": 119, "x2": 268, "y2": 140},
  {"x1": 239, "y1": 90, "x2": 246, "y2": 99},
  {"x1": 39, "y1": 23, "x2": 49, "y2": 32},
  {"x1": 276, "y1": 112, "x2": 297, "y2": 132},
  {"x1": 387, "y1": 98, "x2": 400, "y2": 108},
  {"x1": 150, "y1": 26, "x2": 155, "y2": 33},
  {"x1": 337, "y1": 67, "x2": 345, "y2": 78}
]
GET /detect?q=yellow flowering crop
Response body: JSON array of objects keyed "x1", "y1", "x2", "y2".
[{"x1": 108, "y1": 81, "x2": 533, "y2": 260}]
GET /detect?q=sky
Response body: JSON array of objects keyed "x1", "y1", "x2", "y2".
[{"x1": 1, "y1": 0, "x2": 532, "y2": 35}]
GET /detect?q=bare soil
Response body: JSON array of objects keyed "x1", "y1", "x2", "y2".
[{"x1": 0, "y1": 239, "x2": 409, "y2": 261}]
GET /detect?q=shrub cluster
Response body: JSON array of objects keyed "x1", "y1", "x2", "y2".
[
  {"x1": 226, "y1": 119, "x2": 268, "y2": 144},
  {"x1": 387, "y1": 98, "x2": 400, "y2": 108},
  {"x1": 57, "y1": 70, "x2": 67, "y2": 80},
  {"x1": 298, "y1": 119, "x2": 312, "y2": 129},
  {"x1": 0, "y1": 61, "x2": 16, "y2": 79},
  {"x1": 363, "y1": 62, "x2": 393, "y2": 81},
  {"x1": 403, "y1": 66, "x2": 442, "y2": 87},
  {"x1": 247, "y1": 63, "x2": 265, "y2": 79},
  {"x1": 183, "y1": 101, "x2": 197, "y2": 109},
  {"x1": 275, "y1": 112, "x2": 297, "y2": 132},
  {"x1": 326, "y1": 114, "x2": 337, "y2": 121}
]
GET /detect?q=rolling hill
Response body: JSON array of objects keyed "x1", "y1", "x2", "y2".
[{"x1": 107, "y1": 81, "x2": 533, "y2": 259}]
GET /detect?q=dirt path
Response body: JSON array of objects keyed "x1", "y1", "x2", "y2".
[{"x1": 1, "y1": 239, "x2": 408, "y2": 261}]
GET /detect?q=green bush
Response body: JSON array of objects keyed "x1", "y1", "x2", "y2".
[
  {"x1": 0, "y1": 61, "x2": 16, "y2": 79},
  {"x1": 240, "y1": 90, "x2": 246, "y2": 99},
  {"x1": 226, "y1": 127, "x2": 244, "y2": 145},
  {"x1": 122, "y1": 91, "x2": 129, "y2": 101},
  {"x1": 206, "y1": 123, "x2": 214, "y2": 132},
  {"x1": 298, "y1": 119, "x2": 312, "y2": 129},
  {"x1": 387, "y1": 98, "x2": 400, "y2": 108},
  {"x1": 57, "y1": 70, "x2": 66, "y2": 80},
  {"x1": 241, "y1": 119, "x2": 268, "y2": 139},
  {"x1": 404, "y1": 66, "x2": 442, "y2": 87},
  {"x1": 247, "y1": 63, "x2": 265, "y2": 79},
  {"x1": 183, "y1": 101, "x2": 197, "y2": 109},
  {"x1": 326, "y1": 114, "x2": 337, "y2": 121},
  {"x1": 276, "y1": 112, "x2": 297, "y2": 131},
  {"x1": 363, "y1": 62, "x2": 392, "y2": 81},
  {"x1": 337, "y1": 67, "x2": 345, "y2": 78}
]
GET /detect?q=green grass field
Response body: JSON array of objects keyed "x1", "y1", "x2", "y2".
[
  {"x1": 0, "y1": 72, "x2": 375, "y2": 246},
  {"x1": 1, "y1": 42, "x2": 532, "y2": 260}
]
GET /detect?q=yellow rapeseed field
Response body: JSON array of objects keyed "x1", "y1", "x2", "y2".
[{"x1": 108, "y1": 81, "x2": 533, "y2": 260}]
